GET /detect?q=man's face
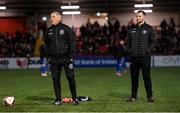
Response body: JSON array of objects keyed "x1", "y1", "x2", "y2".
[
  {"x1": 136, "y1": 12, "x2": 145, "y2": 24},
  {"x1": 50, "y1": 13, "x2": 61, "y2": 25}
]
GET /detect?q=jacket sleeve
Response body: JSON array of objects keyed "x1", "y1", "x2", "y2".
[
  {"x1": 125, "y1": 28, "x2": 132, "y2": 54},
  {"x1": 43, "y1": 30, "x2": 50, "y2": 58},
  {"x1": 67, "y1": 27, "x2": 76, "y2": 58},
  {"x1": 146, "y1": 26, "x2": 157, "y2": 53}
]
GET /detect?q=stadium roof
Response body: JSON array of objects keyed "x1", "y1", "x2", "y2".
[{"x1": 2, "y1": 0, "x2": 180, "y2": 14}]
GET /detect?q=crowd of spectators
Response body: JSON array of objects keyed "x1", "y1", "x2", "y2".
[
  {"x1": 0, "y1": 18, "x2": 180, "y2": 58},
  {"x1": 76, "y1": 19, "x2": 128, "y2": 56},
  {"x1": 155, "y1": 18, "x2": 180, "y2": 55},
  {"x1": 76, "y1": 18, "x2": 180, "y2": 56},
  {"x1": 0, "y1": 31, "x2": 35, "y2": 57}
]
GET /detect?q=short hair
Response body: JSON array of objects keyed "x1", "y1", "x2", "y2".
[
  {"x1": 137, "y1": 10, "x2": 146, "y2": 16},
  {"x1": 50, "y1": 11, "x2": 61, "y2": 16}
]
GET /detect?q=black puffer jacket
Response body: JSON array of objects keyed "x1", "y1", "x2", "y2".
[
  {"x1": 44, "y1": 22, "x2": 75, "y2": 58},
  {"x1": 126, "y1": 22, "x2": 157, "y2": 57}
]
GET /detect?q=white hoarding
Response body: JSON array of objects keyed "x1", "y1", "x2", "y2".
[{"x1": 154, "y1": 56, "x2": 180, "y2": 67}]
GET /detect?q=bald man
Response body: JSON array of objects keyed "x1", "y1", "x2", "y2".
[
  {"x1": 44, "y1": 11, "x2": 79, "y2": 105},
  {"x1": 126, "y1": 10, "x2": 157, "y2": 102}
]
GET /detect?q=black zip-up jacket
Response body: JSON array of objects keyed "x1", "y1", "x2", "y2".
[
  {"x1": 126, "y1": 22, "x2": 157, "y2": 57},
  {"x1": 44, "y1": 22, "x2": 76, "y2": 58}
]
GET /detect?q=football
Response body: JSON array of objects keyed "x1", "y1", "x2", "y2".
[{"x1": 3, "y1": 96, "x2": 15, "y2": 107}]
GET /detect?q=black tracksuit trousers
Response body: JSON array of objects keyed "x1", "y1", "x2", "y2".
[
  {"x1": 130, "y1": 56, "x2": 153, "y2": 98},
  {"x1": 49, "y1": 57, "x2": 77, "y2": 101}
]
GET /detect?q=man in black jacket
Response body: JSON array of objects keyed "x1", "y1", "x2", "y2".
[
  {"x1": 126, "y1": 10, "x2": 157, "y2": 102},
  {"x1": 44, "y1": 11, "x2": 79, "y2": 105}
]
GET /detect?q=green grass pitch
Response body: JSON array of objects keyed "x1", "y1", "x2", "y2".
[{"x1": 0, "y1": 67, "x2": 180, "y2": 112}]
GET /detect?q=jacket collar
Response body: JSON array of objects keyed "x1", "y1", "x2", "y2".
[
  {"x1": 52, "y1": 22, "x2": 62, "y2": 27},
  {"x1": 136, "y1": 22, "x2": 147, "y2": 28}
]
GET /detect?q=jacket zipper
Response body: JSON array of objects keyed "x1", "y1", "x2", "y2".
[
  {"x1": 55, "y1": 27, "x2": 59, "y2": 55},
  {"x1": 137, "y1": 26, "x2": 140, "y2": 55}
]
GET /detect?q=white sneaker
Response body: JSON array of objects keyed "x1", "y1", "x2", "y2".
[
  {"x1": 41, "y1": 73, "x2": 48, "y2": 76},
  {"x1": 116, "y1": 72, "x2": 123, "y2": 77}
]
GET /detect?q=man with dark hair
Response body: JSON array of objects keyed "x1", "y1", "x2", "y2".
[
  {"x1": 126, "y1": 10, "x2": 157, "y2": 102},
  {"x1": 137, "y1": 10, "x2": 146, "y2": 16},
  {"x1": 43, "y1": 11, "x2": 79, "y2": 105}
]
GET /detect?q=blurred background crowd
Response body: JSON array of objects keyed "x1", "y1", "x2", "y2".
[{"x1": 0, "y1": 18, "x2": 179, "y2": 58}]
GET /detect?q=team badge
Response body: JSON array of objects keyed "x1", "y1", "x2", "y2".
[
  {"x1": 143, "y1": 30, "x2": 147, "y2": 34},
  {"x1": 59, "y1": 29, "x2": 64, "y2": 35},
  {"x1": 69, "y1": 64, "x2": 73, "y2": 69}
]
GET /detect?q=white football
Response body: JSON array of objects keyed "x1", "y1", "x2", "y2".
[{"x1": 3, "y1": 96, "x2": 15, "y2": 107}]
